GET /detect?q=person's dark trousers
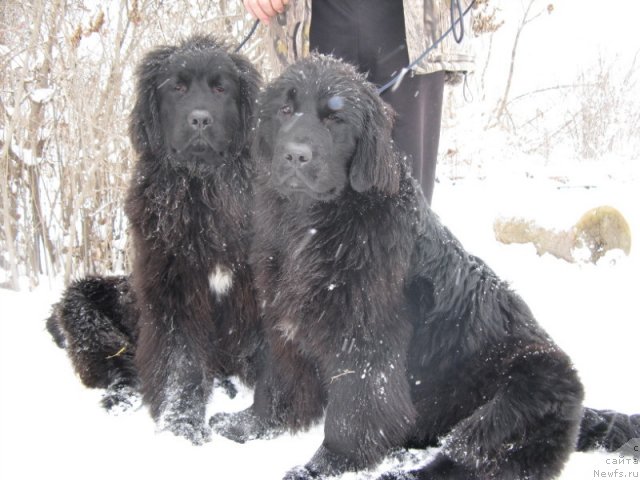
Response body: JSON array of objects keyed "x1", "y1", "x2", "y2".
[{"x1": 309, "y1": 0, "x2": 445, "y2": 204}]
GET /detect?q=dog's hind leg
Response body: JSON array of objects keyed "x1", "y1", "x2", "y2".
[{"x1": 386, "y1": 348, "x2": 584, "y2": 480}]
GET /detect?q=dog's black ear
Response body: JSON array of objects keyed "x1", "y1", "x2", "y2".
[
  {"x1": 349, "y1": 87, "x2": 400, "y2": 195},
  {"x1": 229, "y1": 52, "x2": 262, "y2": 154},
  {"x1": 129, "y1": 46, "x2": 176, "y2": 155}
]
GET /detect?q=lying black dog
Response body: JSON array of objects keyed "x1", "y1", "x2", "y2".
[
  {"x1": 46, "y1": 35, "x2": 262, "y2": 444},
  {"x1": 211, "y1": 55, "x2": 640, "y2": 479},
  {"x1": 46, "y1": 275, "x2": 139, "y2": 411}
]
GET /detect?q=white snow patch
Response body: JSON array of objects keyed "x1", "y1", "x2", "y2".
[{"x1": 29, "y1": 88, "x2": 55, "y2": 103}]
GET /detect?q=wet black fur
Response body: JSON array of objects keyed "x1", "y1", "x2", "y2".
[
  {"x1": 46, "y1": 36, "x2": 262, "y2": 443},
  {"x1": 211, "y1": 56, "x2": 640, "y2": 479}
]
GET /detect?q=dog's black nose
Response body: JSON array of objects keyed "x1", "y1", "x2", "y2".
[
  {"x1": 188, "y1": 110, "x2": 213, "y2": 130},
  {"x1": 283, "y1": 142, "x2": 312, "y2": 165}
]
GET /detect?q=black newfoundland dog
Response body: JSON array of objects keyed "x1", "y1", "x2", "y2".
[
  {"x1": 46, "y1": 36, "x2": 261, "y2": 444},
  {"x1": 211, "y1": 56, "x2": 640, "y2": 479}
]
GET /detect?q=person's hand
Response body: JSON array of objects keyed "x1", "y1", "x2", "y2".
[{"x1": 243, "y1": 0, "x2": 290, "y2": 24}]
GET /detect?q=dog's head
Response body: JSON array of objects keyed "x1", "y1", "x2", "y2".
[
  {"x1": 255, "y1": 55, "x2": 400, "y2": 203},
  {"x1": 129, "y1": 35, "x2": 260, "y2": 164}
]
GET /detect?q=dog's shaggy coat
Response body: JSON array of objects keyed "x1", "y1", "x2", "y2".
[
  {"x1": 211, "y1": 56, "x2": 640, "y2": 479},
  {"x1": 46, "y1": 36, "x2": 262, "y2": 443}
]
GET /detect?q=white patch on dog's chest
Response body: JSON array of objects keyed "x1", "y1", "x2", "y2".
[{"x1": 209, "y1": 264, "x2": 233, "y2": 296}]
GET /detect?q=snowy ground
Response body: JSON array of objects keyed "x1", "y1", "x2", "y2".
[{"x1": 1, "y1": 159, "x2": 638, "y2": 479}]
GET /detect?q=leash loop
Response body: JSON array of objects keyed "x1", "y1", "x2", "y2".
[
  {"x1": 451, "y1": 0, "x2": 465, "y2": 43},
  {"x1": 377, "y1": 0, "x2": 476, "y2": 95}
]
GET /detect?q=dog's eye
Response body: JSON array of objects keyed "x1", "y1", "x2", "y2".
[
  {"x1": 212, "y1": 85, "x2": 225, "y2": 94},
  {"x1": 279, "y1": 105, "x2": 293, "y2": 116},
  {"x1": 324, "y1": 112, "x2": 341, "y2": 123},
  {"x1": 174, "y1": 82, "x2": 187, "y2": 94}
]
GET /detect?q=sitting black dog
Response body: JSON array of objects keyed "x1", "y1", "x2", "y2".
[
  {"x1": 46, "y1": 35, "x2": 262, "y2": 444},
  {"x1": 211, "y1": 55, "x2": 640, "y2": 479}
]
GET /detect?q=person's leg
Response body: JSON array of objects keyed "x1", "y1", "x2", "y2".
[{"x1": 310, "y1": 0, "x2": 445, "y2": 203}]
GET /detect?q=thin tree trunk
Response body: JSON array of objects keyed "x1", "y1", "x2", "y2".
[
  {"x1": 0, "y1": 145, "x2": 20, "y2": 290},
  {"x1": 489, "y1": 0, "x2": 539, "y2": 129},
  {"x1": 24, "y1": 0, "x2": 64, "y2": 285}
]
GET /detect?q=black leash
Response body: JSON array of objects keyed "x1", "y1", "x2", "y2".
[
  {"x1": 377, "y1": 0, "x2": 475, "y2": 95},
  {"x1": 234, "y1": 19, "x2": 261, "y2": 53}
]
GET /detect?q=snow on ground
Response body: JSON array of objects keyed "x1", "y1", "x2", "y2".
[{"x1": 1, "y1": 161, "x2": 638, "y2": 479}]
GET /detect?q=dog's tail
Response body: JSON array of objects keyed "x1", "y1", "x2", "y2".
[{"x1": 577, "y1": 407, "x2": 640, "y2": 452}]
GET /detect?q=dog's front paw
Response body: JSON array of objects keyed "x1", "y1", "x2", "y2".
[
  {"x1": 210, "y1": 408, "x2": 283, "y2": 443},
  {"x1": 377, "y1": 472, "x2": 417, "y2": 480},
  {"x1": 282, "y1": 465, "x2": 318, "y2": 480},
  {"x1": 304, "y1": 443, "x2": 354, "y2": 478},
  {"x1": 282, "y1": 464, "x2": 324, "y2": 480},
  {"x1": 169, "y1": 419, "x2": 211, "y2": 445},
  {"x1": 283, "y1": 444, "x2": 356, "y2": 480},
  {"x1": 159, "y1": 411, "x2": 211, "y2": 445},
  {"x1": 101, "y1": 384, "x2": 141, "y2": 414}
]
